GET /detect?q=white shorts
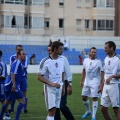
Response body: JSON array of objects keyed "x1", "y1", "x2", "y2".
[
  {"x1": 82, "y1": 84, "x2": 99, "y2": 98},
  {"x1": 44, "y1": 84, "x2": 62, "y2": 110},
  {"x1": 101, "y1": 84, "x2": 120, "y2": 108}
]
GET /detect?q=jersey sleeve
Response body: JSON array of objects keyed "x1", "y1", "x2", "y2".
[
  {"x1": 63, "y1": 56, "x2": 72, "y2": 81},
  {"x1": 1, "y1": 63, "x2": 7, "y2": 78},
  {"x1": 11, "y1": 61, "x2": 20, "y2": 74},
  {"x1": 38, "y1": 59, "x2": 47, "y2": 76}
]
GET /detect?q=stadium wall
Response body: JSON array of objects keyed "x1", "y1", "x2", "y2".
[
  {"x1": 0, "y1": 34, "x2": 120, "y2": 51},
  {"x1": 7, "y1": 65, "x2": 83, "y2": 74}
]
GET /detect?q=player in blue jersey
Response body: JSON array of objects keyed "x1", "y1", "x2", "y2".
[
  {"x1": 9, "y1": 45, "x2": 28, "y2": 114},
  {"x1": 0, "y1": 50, "x2": 11, "y2": 120},
  {"x1": 0, "y1": 50, "x2": 26, "y2": 120}
]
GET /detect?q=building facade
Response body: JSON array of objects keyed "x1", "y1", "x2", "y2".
[{"x1": 0, "y1": 0, "x2": 115, "y2": 36}]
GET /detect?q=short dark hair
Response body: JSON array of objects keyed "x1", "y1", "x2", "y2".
[
  {"x1": 16, "y1": 45, "x2": 23, "y2": 50},
  {"x1": 51, "y1": 41, "x2": 63, "y2": 52},
  {"x1": 0, "y1": 50, "x2": 2, "y2": 57},
  {"x1": 90, "y1": 47, "x2": 96, "y2": 52},
  {"x1": 105, "y1": 41, "x2": 116, "y2": 51}
]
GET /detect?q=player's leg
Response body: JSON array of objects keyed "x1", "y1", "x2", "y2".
[
  {"x1": 15, "y1": 90, "x2": 25, "y2": 120},
  {"x1": 9, "y1": 98, "x2": 16, "y2": 113},
  {"x1": 20, "y1": 79, "x2": 28, "y2": 113},
  {"x1": 91, "y1": 85, "x2": 99, "y2": 120},
  {"x1": 100, "y1": 84, "x2": 112, "y2": 120},
  {"x1": 0, "y1": 91, "x2": 11, "y2": 120},
  {"x1": 110, "y1": 84, "x2": 120, "y2": 120},
  {"x1": 60, "y1": 80, "x2": 75, "y2": 120},
  {"x1": 81, "y1": 86, "x2": 92, "y2": 119}
]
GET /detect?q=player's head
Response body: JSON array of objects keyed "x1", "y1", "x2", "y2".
[
  {"x1": 47, "y1": 45, "x2": 52, "y2": 55},
  {"x1": 51, "y1": 41, "x2": 63, "y2": 55},
  {"x1": 17, "y1": 50, "x2": 26, "y2": 61},
  {"x1": 105, "y1": 41, "x2": 116, "y2": 55},
  {"x1": 0, "y1": 50, "x2": 2, "y2": 58},
  {"x1": 16, "y1": 45, "x2": 23, "y2": 52},
  {"x1": 89, "y1": 47, "x2": 96, "y2": 59}
]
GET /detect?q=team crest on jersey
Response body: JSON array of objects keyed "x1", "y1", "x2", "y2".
[{"x1": 55, "y1": 62, "x2": 58, "y2": 67}]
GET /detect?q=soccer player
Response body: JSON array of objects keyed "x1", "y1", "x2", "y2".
[
  {"x1": 0, "y1": 50, "x2": 10, "y2": 120},
  {"x1": 0, "y1": 50, "x2": 26, "y2": 120},
  {"x1": 80, "y1": 47, "x2": 104, "y2": 120},
  {"x1": 54, "y1": 45, "x2": 75, "y2": 120},
  {"x1": 99, "y1": 41, "x2": 120, "y2": 120},
  {"x1": 9, "y1": 45, "x2": 28, "y2": 113},
  {"x1": 37, "y1": 41, "x2": 65, "y2": 120}
]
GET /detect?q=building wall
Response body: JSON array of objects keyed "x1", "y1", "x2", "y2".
[{"x1": 0, "y1": 0, "x2": 115, "y2": 36}]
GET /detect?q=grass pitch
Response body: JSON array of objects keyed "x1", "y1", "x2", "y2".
[{"x1": 6, "y1": 74, "x2": 115, "y2": 120}]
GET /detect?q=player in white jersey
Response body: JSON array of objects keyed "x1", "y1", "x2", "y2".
[
  {"x1": 80, "y1": 47, "x2": 104, "y2": 120},
  {"x1": 99, "y1": 41, "x2": 120, "y2": 120},
  {"x1": 37, "y1": 41, "x2": 65, "y2": 120}
]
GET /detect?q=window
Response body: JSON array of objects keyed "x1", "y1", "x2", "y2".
[
  {"x1": 59, "y1": 0, "x2": 64, "y2": 6},
  {"x1": 85, "y1": 19, "x2": 89, "y2": 29},
  {"x1": 32, "y1": 17, "x2": 44, "y2": 28},
  {"x1": 4, "y1": 16, "x2": 12, "y2": 27},
  {"x1": 24, "y1": 15, "x2": 28, "y2": 28},
  {"x1": 44, "y1": 18, "x2": 50, "y2": 28},
  {"x1": 106, "y1": 0, "x2": 114, "y2": 7},
  {"x1": 85, "y1": 0, "x2": 91, "y2": 7},
  {"x1": 93, "y1": 0, "x2": 96, "y2": 7},
  {"x1": 97, "y1": 0, "x2": 105, "y2": 7},
  {"x1": 106, "y1": 20, "x2": 113, "y2": 30},
  {"x1": 29, "y1": 0, "x2": 44, "y2": 5},
  {"x1": 76, "y1": 0, "x2": 82, "y2": 7},
  {"x1": 44, "y1": 0, "x2": 49, "y2": 6},
  {"x1": 93, "y1": 19, "x2": 114, "y2": 30},
  {"x1": 4, "y1": 0, "x2": 24, "y2": 4},
  {"x1": 59, "y1": 19, "x2": 64, "y2": 28},
  {"x1": 76, "y1": 19, "x2": 82, "y2": 30}
]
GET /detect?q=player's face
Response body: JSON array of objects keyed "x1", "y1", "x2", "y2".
[
  {"x1": 89, "y1": 49, "x2": 96, "y2": 59},
  {"x1": 16, "y1": 46, "x2": 23, "y2": 52},
  {"x1": 48, "y1": 46, "x2": 52, "y2": 55},
  {"x1": 20, "y1": 51, "x2": 26, "y2": 61},
  {"x1": 57, "y1": 46, "x2": 63, "y2": 55},
  {"x1": 104, "y1": 43, "x2": 113, "y2": 55}
]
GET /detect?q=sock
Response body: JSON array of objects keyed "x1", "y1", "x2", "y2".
[
  {"x1": 46, "y1": 116, "x2": 54, "y2": 120},
  {"x1": 15, "y1": 103, "x2": 24, "y2": 120},
  {"x1": 83, "y1": 100, "x2": 91, "y2": 112},
  {"x1": 11, "y1": 98, "x2": 16, "y2": 111},
  {"x1": 0, "y1": 104, "x2": 8, "y2": 119},
  {"x1": 24, "y1": 97, "x2": 28, "y2": 110},
  {"x1": 92, "y1": 101, "x2": 98, "y2": 118}
]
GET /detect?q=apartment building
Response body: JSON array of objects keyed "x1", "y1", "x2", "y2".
[
  {"x1": 115, "y1": 0, "x2": 120, "y2": 36},
  {"x1": 0, "y1": 0, "x2": 115, "y2": 36}
]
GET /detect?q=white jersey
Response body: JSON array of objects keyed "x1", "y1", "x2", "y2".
[
  {"x1": 38, "y1": 56, "x2": 64, "y2": 85},
  {"x1": 59, "y1": 55, "x2": 72, "y2": 82},
  {"x1": 104, "y1": 54, "x2": 120, "y2": 84},
  {"x1": 83, "y1": 58, "x2": 103, "y2": 85}
]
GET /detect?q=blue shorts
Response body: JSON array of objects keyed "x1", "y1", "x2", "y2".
[
  {"x1": 5, "y1": 89, "x2": 24, "y2": 101},
  {"x1": 0, "y1": 83, "x2": 5, "y2": 101},
  {"x1": 20, "y1": 78, "x2": 28, "y2": 92}
]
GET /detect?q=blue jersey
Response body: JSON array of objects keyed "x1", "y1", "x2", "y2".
[
  {"x1": 5, "y1": 60, "x2": 25, "y2": 91},
  {"x1": 10, "y1": 54, "x2": 28, "y2": 78},
  {"x1": 0, "y1": 61, "x2": 7, "y2": 84}
]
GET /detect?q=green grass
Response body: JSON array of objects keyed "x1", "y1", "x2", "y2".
[{"x1": 5, "y1": 74, "x2": 115, "y2": 120}]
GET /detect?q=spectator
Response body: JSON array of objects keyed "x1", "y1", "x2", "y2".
[
  {"x1": 49, "y1": 39, "x2": 52, "y2": 46},
  {"x1": 79, "y1": 55, "x2": 83, "y2": 65},
  {"x1": 63, "y1": 40, "x2": 69, "y2": 50},
  {"x1": 30, "y1": 53, "x2": 36, "y2": 65}
]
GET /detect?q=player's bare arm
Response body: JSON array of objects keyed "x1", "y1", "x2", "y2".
[
  {"x1": 11, "y1": 73, "x2": 16, "y2": 92},
  {"x1": 67, "y1": 82, "x2": 72, "y2": 95},
  {"x1": 80, "y1": 69, "x2": 86, "y2": 87},
  {"x1": 38, "y1": 75, "x2": 61, "y2": 88},
  {"x1": 98, "y1": 71, "x2": 104, "y2": 93},
  {"x1": 106, "y1": 74, "x2": 120, "y2": 84}
]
